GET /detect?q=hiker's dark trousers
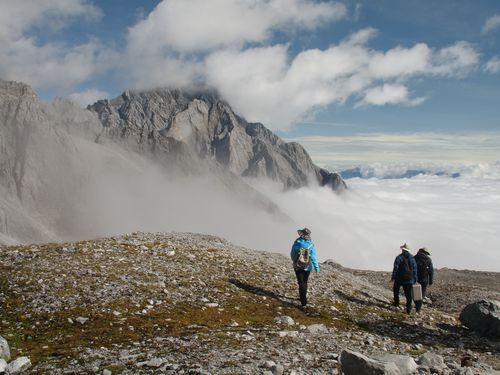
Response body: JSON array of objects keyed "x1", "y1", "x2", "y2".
[
  {"x1": 295, "y1": 269, "x2": 311, "y2": 306},
  {"x1": 393, "y1": 282, "x2": 413, "y2": 314},
  {"x1": 415, "y1": 282, "x2": 429, "y2": 312}
]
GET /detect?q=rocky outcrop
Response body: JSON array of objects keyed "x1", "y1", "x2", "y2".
[
  {"x1": 88, "y1": 88, "x2": 346, "y2": 191},
  {"x1": 459, "y1": 299, "x2": 500, "y2": 338}
]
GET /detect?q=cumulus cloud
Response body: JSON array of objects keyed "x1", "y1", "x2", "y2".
[
  {"x1": 358, "y1": 84, "x2": 425, "y2": 107},
  {"x1": 0, "y1": 0, "x2": 114, "y2": 91},
  {"x1": 202, "y1": 36, "x2": 478, "y2": 129},
  {"x1": 68, "y1": 88, "x2": 109, "y2": 107},
  {"x1": 127, "y1": 0, "x2": 346, "y2": 53},
  {"x1": 485, "y1": 56, "x2": 500, "y2": 73},
  {"x1": 482, "y1": 14, "x2": 500, "y2": 34}
]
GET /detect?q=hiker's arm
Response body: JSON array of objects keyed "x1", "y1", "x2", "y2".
[
  {"x1": 429, "y1": 259, "x2": 434, "y2": 285},
  {"x1": 310, "y1": 245, "x2": 320, "y2": 272},
  {"x1": 290, "y1": 241, "x2": 298, "y2": 261},
  {"x1": 391, "y1": 257, "x2": 400, "y2": 281}
]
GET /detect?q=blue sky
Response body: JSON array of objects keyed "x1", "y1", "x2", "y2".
[{"x1": 1, "y1": 0, "x2": 499, "y2": 166}]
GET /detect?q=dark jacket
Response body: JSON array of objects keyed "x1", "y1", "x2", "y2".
[
  {"x1": 414, "y1": 251, "x2": 434, "y2": 285},
  {"x1": 392, "y1": 250, "x2": 418, "y2": 285}
]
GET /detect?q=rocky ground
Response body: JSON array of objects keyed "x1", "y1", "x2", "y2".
[{"x1": 0, "y1": 232, "x2": 498, "y2": 374}]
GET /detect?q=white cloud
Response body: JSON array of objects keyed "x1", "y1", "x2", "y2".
[
  {"x1": 485, "y1": 56, "x2": 500, "y2": 73},
  {"x1": 358, "y1": 84, "x2": 425, "y2": 107},
  {"x1": 127, "y1": 0, "x2": 346, "y2": 53},
  {"x1": 482, "y1": 14, "x2": 500, "y2": 34},
  {"x1": 251, "y1": 164, "x2": 500, "y2": 271},
  {"x1": 0, "y1": 0, "x2": 102, "y2": 39},
  {"x1": 0, "y1": 0, "x2": 113, "y2": 91},
  {"x1": 68, "y1": 88, "x2": 109, "y2": 107},
  {"x1": 202, "y1": 35, "x2": 478, "y2": 129}
]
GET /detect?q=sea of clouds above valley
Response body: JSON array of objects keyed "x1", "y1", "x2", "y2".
[{"x1": 252, "y1": 162, "x2": 500, "y2": 273}]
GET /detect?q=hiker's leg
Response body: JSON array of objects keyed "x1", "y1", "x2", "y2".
[
  {"x1": 403, "y1": 284, "x2": 413, "y2": 314},
  {"x1": 421, "y1": 282, "x2": 428, "y2": 299},
  {"x1": 393, "y1": 282, "x2": 401, "y2": 306},
  {"x1": 415, "y1": 283, "x2": 427, "y2": 312},
  {"x1": 295, "y1": 270, "x2": 309, "y2": 306}
]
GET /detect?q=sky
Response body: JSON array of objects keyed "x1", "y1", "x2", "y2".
[{"x1": 1, "y1": 0, "x2": 499, "y2": 168}]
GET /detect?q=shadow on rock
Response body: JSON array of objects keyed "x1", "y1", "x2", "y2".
[{"x1": 363, "y1": 319, "x2": 500, "y2": 354}]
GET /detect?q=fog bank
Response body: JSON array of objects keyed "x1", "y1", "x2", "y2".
[{"x1": 251, "y1": 164, "x2": 500, "y2": 272}]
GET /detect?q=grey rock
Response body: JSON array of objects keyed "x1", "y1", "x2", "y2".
[
  {"x1": 5, "y1": 356, "x2": 31, "y2": 375},
  {"x1": 102, "y1": 370, "x2": 112, "y2": 375},
  {"x1": 306, "y1": 324, "x2": 329, "y2": 334},
  {"x1": 340, "y1": 350, "x2": 400, "y2": 375},
  {"x1": 278, "y1": 330, "x2": 299, "y2": 338},
  {"x1": 459, "y1": 299, "x2": 500, "y2": 338},
  {"x1": 146, "y1": 357, "x2": 164, "y2": 368},
  {"x1": 271, "y1": 363, "x2": 285, "y2": 375},
  {"x1": 374, "y1": 354, "x2": 418, "y2": 374},
  {"x1": 274, "y1": 315, "x2": 295, "y2": 326},
  {"x1": 88, "y1": 87, "x2": 346, "y2": 192},
  {"x1": 75, "y1": 317, "x2": 89, "y2": 325},
  {"x1": 0, "y1": 336, "x2": 10, "y2": 361},
  {"x1": 418, "y1": 352, "x2": 446, "y2": 371},
  {"x1": 0, "y1": 358, "x2": 7, "y2": 373}
]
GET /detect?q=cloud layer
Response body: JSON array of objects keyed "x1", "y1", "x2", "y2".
[
  {"x1": 251, "y1": 163, "x2": 500, "y2": 272},
  {"x1": 291, "y1": 132, "x2": 500, "y2": 168}
]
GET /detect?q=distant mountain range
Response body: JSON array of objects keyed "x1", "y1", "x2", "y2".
[
  {"x1": 0, "y1": 80, "x2": 345, "y2": 244},
  {"x1": 339, "y1": 167, "x2": 461, "y2": 180}
]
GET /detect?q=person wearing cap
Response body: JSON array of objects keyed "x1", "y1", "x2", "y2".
[
  {"x1": 391, "y1": 243, "x2": 418, "y2": 314},
  {"x1": 414, "y1": 247, "x2": 434, "y2": 313},
  {"x1": 290, "y1": 228, "x2": 319, "y2": 308}
]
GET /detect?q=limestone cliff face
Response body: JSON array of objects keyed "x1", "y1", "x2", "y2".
[
  {"x1": 0, "y1": 80, "x2": 102, "y2": 243},
  {"x1": 88, "y1": 88, "x2": 346, "y2": 190}
]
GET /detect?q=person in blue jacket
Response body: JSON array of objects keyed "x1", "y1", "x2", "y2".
[
  {"x1": 391, "y1": 243, "x2": 418, "y2": 314},
  {"x1": 290, "y1": 228, "x2": 319, "y2": 308}
]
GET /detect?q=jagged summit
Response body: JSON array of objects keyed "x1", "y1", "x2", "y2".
[{"x1": 88, "y1": 87, "x2": 346, "y2": 191}]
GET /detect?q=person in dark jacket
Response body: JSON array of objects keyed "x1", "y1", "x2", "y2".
[
  {"x1": 290, "y1": 228, "x2": 319, "y2": 308},
  {"x1": 414, "y1": 247, "x2": 434, "y2": 313},
  {"x1": 391, "y1": 243, "x2": 418, "y2": 314}
]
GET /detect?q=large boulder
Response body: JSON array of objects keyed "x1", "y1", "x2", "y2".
[
  {"x1": 0, "y1": 336, "x2": 10, "y2": 361},
  {"x1": 340, "y1": 350, "x2": 400, "y2": 375},
  {"x1": 418, "y1": 352, "x2": 447, "y2": 372},
  {"x1": 373, "y1": 354, "x2": 418, "y2": 374},
  {"x1": 459, "y1": 299, "x2": 500, "y2": 338},
  {"x1": 5, "y1": 357, "x2": 31, "y2": 375}
]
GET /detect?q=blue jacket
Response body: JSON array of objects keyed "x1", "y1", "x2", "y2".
[
  {"x1": 392, "y1": 251, "x2": 417, "y2": 285},
  {"x1": 290, "y1": 238, "x2": 319, "y2": 272}
]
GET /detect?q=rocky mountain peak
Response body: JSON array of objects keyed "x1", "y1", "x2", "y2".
[{"x1": 88, "y1": 87, "x2": 346, "y2": 191}]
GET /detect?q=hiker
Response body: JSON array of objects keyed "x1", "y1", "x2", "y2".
[
  {"x1": 414, "y1": 247, "x2": 434, "y2": 313},
  {"x1": 290, "y1": 228, "x2": 319, "y2": 308},
  {"x1": 391, "y1": 243, "x2": 418, "y2": 314}
]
